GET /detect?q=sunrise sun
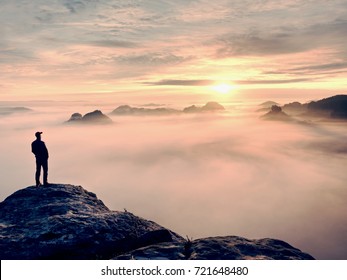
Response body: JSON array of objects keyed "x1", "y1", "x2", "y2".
[{"x1": 212, "y1": 83, "x2": 235, "y2": 94}]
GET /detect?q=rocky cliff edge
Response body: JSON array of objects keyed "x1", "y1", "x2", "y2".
[{"x1": 0, "y1": 184, "x2": 314, "y2": 260}]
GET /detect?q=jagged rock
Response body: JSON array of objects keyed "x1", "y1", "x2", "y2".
[
  {"x1": 115, "y1": 236, "x2": 315, "y2": 260},
  {"x1": 66, "y1": 110, "x2": 112, "y2": 124},
  {"x1": 0, "y1": 184, "x2": 181, "y2": 259},
  {"x1": 0, "y1": 184, "x2": 314, "y2": 260}
]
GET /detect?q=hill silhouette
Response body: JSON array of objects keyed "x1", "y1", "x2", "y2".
[
  {"x1": 111, "y1": 102, "x2": 225, "y2": 116},
  {"x1": 183, "y1": 101, "x2": 225, "y2": 113},
  {"x1": 262, "y1": 105, "x2": 292, "y2": 121},
  {"x1": 260, "y1": 95, "x2": 347, "y2": 121},
  {"x1": 66, "y1": 110, "x2": 112, "y2": 124},
  {"x1": 111, "y1": 105, "x2": 179, "y2": 116},
  {"x1": 307, "y1": 95, "x2": 347, "y2": 119}
]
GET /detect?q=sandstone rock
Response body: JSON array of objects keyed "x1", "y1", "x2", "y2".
[
  {"x1": 0, "y1": 184, "x2": 181, "y2": 259},
  {"x1": 0, "y1": 184, "x2": 314, "y2": 260},
  {"x1": 115, "y1": 236, "x2": 314, "y2": 260}
]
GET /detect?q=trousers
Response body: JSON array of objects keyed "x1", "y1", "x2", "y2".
[{"x1": 36, "y1": 159, "x2": 48, "y2": 185}]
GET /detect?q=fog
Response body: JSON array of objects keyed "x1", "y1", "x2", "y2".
[{"x1": 1, "y1": 100, "x2": 347, "y2": 259}]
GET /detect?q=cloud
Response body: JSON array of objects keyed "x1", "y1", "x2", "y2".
[
  {"x1": 144, "y1": 78, "x2": 313, "y2": 86},
  {"x1": 1, "y1": 100, "x2": 347, "y2": 260},
  {"x1": 87, "y1": 40, "x2": 139, "y2": 48},
  {"x1": 64, "y1": 1, "x2": 86, "y2": 14},
  {"x1": 117, "y1": 53, "x2": 190, "y2": 66},
  {"x1": 236, "y1": 78, "x2": 314, "y2": 85},
  {"x1": 292, "y1": 62, "x2": 347, "y2": 72},
  {"x1": 144, "y1": 79, "x2": 214, "y2": 86},
  {"x1": 216, "y1": 20, "x2": 347, "y2": 58},
  {"x1": 264, "y1": 62, "x2": 347, "y2": 78}
]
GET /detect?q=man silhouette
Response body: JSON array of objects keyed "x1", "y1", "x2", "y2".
[{"x1": 31, "y1": 131, "x2": 49, "y2": 187}]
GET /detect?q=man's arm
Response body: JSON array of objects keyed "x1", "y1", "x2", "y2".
[
  {"x1": 31, "y1": 142, "x2": 36, "y2": 155},
  {"x1": 43, "y1": 142, "x2": 49, "y2": 159}
]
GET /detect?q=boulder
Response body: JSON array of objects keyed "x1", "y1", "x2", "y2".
[
  {"x1": 0, "y1": 184, "x2": 314, "y2": 260},
  {"x1": 0, "y1": 184, "x2": 181, "y2": 259},
  {"x1": 116, "y1": 236, "x2": 315, "y2": 260}
]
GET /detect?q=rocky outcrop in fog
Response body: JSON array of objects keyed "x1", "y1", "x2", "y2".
[
  {"x1": 183, "y1": 102, "x2": 225, "y2": 113},
  {"x1": 307, "y1": 95, "x2": 347, "y2": 119},
  {"x1": 260, "y1": 94, "x2": 347, "y2": 121},
  {"x1": 66, "y1": 110, "x2": 112, "y2": 124},
  {"x1": 261, "y1": 105, "x2": 292, "y2": 121},
  {"x1": 0, "y1": 184, "x2": 314, "y2": 260},
  {"x1": 111, "y1": 102, "x2": 225, "y2": 116},
  {"x1": 111, "y1": 105, "x2": 179, "y2": 116}
]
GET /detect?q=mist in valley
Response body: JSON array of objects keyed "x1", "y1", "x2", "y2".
[{"x1": 1, "y1": 100, "x2": 347, "y2": 259}]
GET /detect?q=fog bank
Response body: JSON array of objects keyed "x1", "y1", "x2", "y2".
[{"x1": 1, "y1": 101, "x2": 346, "y2": 259}]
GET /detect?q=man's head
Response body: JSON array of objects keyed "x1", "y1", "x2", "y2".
[{"x1": 35, "y1": 131, "x2": 42, "y2": 139}]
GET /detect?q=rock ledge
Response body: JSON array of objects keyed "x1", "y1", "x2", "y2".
[{"x1": 0, "y1": 184, "x2": 314, "y2": 260}]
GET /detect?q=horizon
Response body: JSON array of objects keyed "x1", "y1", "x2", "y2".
[{"x1": 1, "y1": 1, "x2": 347, "y2": 261}]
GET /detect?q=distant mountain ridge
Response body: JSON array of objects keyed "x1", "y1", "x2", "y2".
[
  {"x1": 111, "y1": 101, "x2": 225, "y2": 116},
  {"x1": 307, "y1": 95, "x2": 347, "y2": 118},
  {"x1": 65, "y1": 102, "x2": 225, "y2": 124},
  {"x1": 66, "y1": 110, "x2": 112, "y2": 124},
  {"x1": 261, "y1": 94, "x2": 347, "y2": 121}
]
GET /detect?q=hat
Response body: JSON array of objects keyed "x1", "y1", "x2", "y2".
[{"x1": 35, "y1": 131, "x2": 43, "y2": 137}]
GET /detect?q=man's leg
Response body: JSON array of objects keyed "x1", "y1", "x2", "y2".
[
  {"x1": 42, "y1": 160, "x2": 48, "y2": 185},
  {"x1": 35, "y1": 160, "x2": 42, "y2": 186}
]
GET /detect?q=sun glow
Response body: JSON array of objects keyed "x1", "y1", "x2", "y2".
[{"x1": 212, "y1": 83, "x2": 235, "y2": 94}]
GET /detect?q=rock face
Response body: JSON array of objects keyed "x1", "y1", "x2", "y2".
[
  {"x1": 0, "y1": 184, "x2": 181, "y2": 259},
  {"x1": 116, "y1": 236, "x2": 315, "y2": 260},
  {"x1": 0, "y1": 184, "x2": 314, "y2": 260},
  {"x1": 66, "y1": 110, "x2": 112, "y2": 124}
]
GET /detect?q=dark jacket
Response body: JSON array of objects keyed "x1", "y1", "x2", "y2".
[{"x1": 31, "y1": 140, "x2": 49, "y2": 161}]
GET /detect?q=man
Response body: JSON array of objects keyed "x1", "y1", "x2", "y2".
[{"x1": 31, "y1": 131, "x2": 49, "y2": 187}]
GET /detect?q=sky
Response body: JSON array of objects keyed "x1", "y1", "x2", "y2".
[
  {"x1": 1, "y1": 1, "x2": 347, "y2": 260},
  {"x1": 1, "y1": 0, "x2": 347, "y2": 101}
]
